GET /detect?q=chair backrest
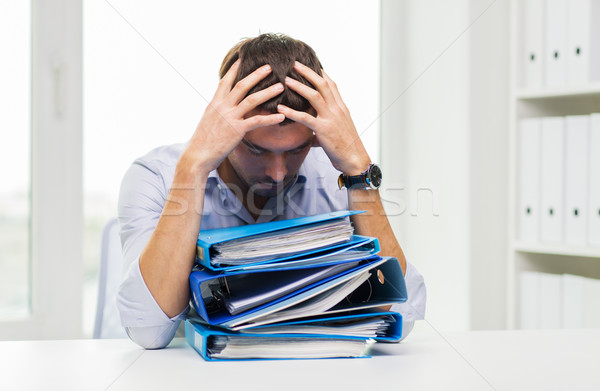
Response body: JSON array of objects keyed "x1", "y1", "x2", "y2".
[{"x1": 93, "y1": 218, "x2": 128, "y2": 339}]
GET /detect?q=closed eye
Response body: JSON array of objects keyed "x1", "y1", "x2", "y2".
[
  {"x1": 289, "y1": 145, "x2": 310, "y2": 155},
  {"x1": 242, "y1": 139, "x2": 266, "y2": 156},
  {"x1": 288, "y1": 137, "x2": 313, "y2": 155},
  {"x1": 247, "y1": 147, "x2": 265, "y2": 156},
  {"x1": 241, "y1": 137, "x2": 312, "y2": 156}
]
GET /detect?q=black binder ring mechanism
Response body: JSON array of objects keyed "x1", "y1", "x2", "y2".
[
  {"x1": 345, "y1": 269, "x2": 386, "y2": 304},
  {"x1": 218, "y1": 277, "x2": 231, "y2": 296},
  {"x1": 208, "y1": 277, "x2": 231, "y2": 309}
]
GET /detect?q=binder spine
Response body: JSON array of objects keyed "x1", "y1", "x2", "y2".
[
  {"x1": 196, "y1": 242, "x2": 213, "y2": 267},
  {"x1": 186, "y1": 320, "x2": 209, "y2": 360}
]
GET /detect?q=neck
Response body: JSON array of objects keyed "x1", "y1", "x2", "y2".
[{"x1": 217, "y1": 158, "x2": 269, "y2": 220}]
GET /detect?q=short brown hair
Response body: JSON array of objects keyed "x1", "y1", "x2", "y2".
[{"x1": 219, "y1": 33, "x2": 323, "y2": 125}]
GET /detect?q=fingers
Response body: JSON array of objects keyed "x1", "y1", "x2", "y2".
[
  {"x1": 213, "y1": 59, "x2": 241, "y2": 101},
  {"x1": 236, "y1": 82, "x2": 284, "y2": 116},
  {"x1": 291, "y1": 61, "x2": 337, "y2": 104},
  {"x1": 228, "y1": 64, "x2": 274, "y2": 105},
  {"x1": 284, "y1": 76, "x2": 328, "y2": 113},
  {"x1": 322, "y1": 70, "x2": 349, "y2": 114},
  {"x1": 277, "y1": 104, "x2": 318, "y2": 129},
  {"x1": 244, "y1": 112, "x2": 286, "y2": 131}
]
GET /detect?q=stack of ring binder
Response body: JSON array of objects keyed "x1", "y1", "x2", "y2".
[{"x1": 185, "y1": 210, "x2": 408, "y2": 360}]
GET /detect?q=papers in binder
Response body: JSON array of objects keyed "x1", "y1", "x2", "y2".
[
  {"x1": 196, "y1": 210, "x2": 364, "y2": 269},
  {"x1": 240, "y1": 313, "x2": 398, "y2": 339},
  {"x1": 212, "y1": 219, "x2": 353, "y2": 265},
  {"x1": 220, "y1": 261, "x2": 360, "y2": 315},
  {"x1": 190, "y1": 256, "x2": 406, "y2": 328},
  {"x1": 185, "y1": 310, "x2": 402, "y2": 360},
  {"x1": 207, "y1": 335, "x2": 370, "y2": 360},
  {"x1": 233, "y1": 271, "x2": 371, "y2": 330},
  {"x1": 223, "y1": 235, "x2": 380, "y2": 272}
]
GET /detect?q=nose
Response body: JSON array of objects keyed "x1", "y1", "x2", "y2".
[{"x1": 265, "y1": 154, "x2": 287, "y2": 183}]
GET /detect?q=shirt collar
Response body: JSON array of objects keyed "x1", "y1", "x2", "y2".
[{"x1": 205, "y1": 160, "x2": 310, "y2": 222}]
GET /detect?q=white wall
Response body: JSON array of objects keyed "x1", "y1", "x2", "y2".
[
  {"x1": 381, "y1": 0, "x2": 509, "y2": 331},
  {"x1": 467, "y1": 0, "x2": 509, "y2": 330}
]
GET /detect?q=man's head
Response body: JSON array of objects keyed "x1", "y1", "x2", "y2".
[
  {"x1": 219, "y1": 33, "x2": 323, "y2": 125},
  {"x1": 218, "y1": 34, "x2": 323, "y2": 205}
]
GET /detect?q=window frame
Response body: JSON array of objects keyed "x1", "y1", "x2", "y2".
[{"x1": 0, "y1": 0, "x2": 83, "y2": 339}]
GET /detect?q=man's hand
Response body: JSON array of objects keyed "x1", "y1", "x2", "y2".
[
  {"x1": 277, "y1": 61, "x2": 371, "y2": 175},
  {"x1": 278, "y1": 62, "x2": 408, "y2": 275},
  {"x1": 140, "y1": 61, "x2": 284, "y2": 318},
  {"x1": 182, "y1": 60, "x2": 285, "y2": 176}
]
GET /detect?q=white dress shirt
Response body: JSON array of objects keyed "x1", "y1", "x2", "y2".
[{"x1": 117, "y1": 143, "x2": 426, "y2": 349}]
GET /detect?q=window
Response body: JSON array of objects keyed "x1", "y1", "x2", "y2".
[
  {"x1": 0, "y1": 1, "x2": 31, "y2": 319},
  {"x1": 1, "y1": 1, "x2": 82, "y2": 340}
]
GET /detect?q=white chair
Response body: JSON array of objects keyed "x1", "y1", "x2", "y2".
[{"x1": 93, "y1": 218, "x2": 128, "y2": 339}]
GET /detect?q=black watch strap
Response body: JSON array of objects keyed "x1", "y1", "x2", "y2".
[
  {"x1": 338, "y1": 173, "x2": 368, "y2": 189},
  {"x1": 337, "y1": 163, "x2": 382, "y2": 190}
]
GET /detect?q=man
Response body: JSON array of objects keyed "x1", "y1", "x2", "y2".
[{"x1": 117, "y1": 33, "x2": 426, "y2": 349}]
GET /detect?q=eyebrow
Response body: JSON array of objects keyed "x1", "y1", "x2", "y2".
[{"x1": 241, "y1": 137, "x2": 313, "y2": 153}]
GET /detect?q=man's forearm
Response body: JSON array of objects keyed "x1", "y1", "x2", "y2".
[
  {"x1": 138, "y1": 163, "x2": 207, "y2": 318},
  {"x1": 348, "y1": 189, "x2": 407, "y2": 275}
]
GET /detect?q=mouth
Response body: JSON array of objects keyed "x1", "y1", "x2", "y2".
[
  {"x1": 254, "y1": 182, "x2": 283, "y2": 191},
  {"x1": 250, "y1": 177, "x2": 294, "y2": 195}
]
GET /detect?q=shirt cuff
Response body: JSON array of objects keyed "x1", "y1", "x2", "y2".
[
  {"x1": 117, "y1": 256, "x2": 189, "y2": 328},
  {"x1": 125, "y1": 323, "x2": 181, "y2": 350}
]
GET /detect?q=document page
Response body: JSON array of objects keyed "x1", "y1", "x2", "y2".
[
  {"x1": 221, "y1": 261, "x2": 360, "y2": 315},
  {"x1": 233, "y1": 271, "x2": 371, "y2": 329},
  {"x1": 211, "y1": 219, "x2": 353, "y2": 265},
  {"x1": 240, "y1": 315, "x2": 395, "y2": 338},
  {"x1": 207, "y1": 335, "x2": 370, "y2": 359}
]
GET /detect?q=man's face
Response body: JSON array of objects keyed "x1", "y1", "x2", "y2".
[{"x1": 226, "y1": 115, "x2": 314, "y2": 199}]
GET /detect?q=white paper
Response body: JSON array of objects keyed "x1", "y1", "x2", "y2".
[
  {"x1": 212, "y1": 219, "x2": 354, "y2": 265},
  {"x1": 207, "y1": 335, "x2": 370, "y2": 359}
]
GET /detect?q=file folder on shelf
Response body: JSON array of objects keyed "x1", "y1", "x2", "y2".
[
  {"x1": 583, "y1": 276, "x2": 600, "y2": 327},
  {"x1": 564, "y1": 115, "x2": 589, "y2": 246},
  {"x1": 539, "y1": 272, "x2": 561, "y2": 329},
  {"x1": 544, "y1": 0, "x2": 568, "y2": 87},
  {"x1": 519, "y1": 118, "x2": 542, "y2": 242},
  {"x1": 519, "y1": 271, "x2": 541, "y2": 329},
  {"x1": 589, "y1": 114, "x2": 600, "y2": 247},
  {"x1": 521, "y1": 0, "x2": 544, "y2": 88},
  {"x1": 185, "y1": 310, "x2": 403, "y2": 361},
  {"x1": 562, "y1": 273, "x2": 585, "y2": 329},
  {"x1": 566, "y1": 0, "x2": 600, "y2": 85},
  {"x1": 540, "y1": 117, "x2": 565, "y2": 244},
  {"x1": 196, "y1": 210, "x2": 365, "y2": 270},
  {"x1": 190, "y1": 256, "x2": 407, "y2": 329}
]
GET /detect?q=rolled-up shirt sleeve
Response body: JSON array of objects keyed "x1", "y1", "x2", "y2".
[
  {"x1": 390, "y1": 261, "x2": 427, "y2": 341},
  {"x1": 116, "y1": 150, "x2": 184, "y2": 349},
  {"x1": 118, "y1": 255, "x2": 188, "y2": 349}
]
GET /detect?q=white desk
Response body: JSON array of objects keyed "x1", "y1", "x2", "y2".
[{"x1": 2, "y1": 322, "x2": 599, "y2": 391}]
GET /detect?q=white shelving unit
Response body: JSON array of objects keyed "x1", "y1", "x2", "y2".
[{"x1": 507, "y1": 1, "x2": 600, "y2": 328}]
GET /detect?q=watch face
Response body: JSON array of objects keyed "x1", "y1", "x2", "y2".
[
  {"x1": 368, "y1": 164, "x2": 382, "y2": 189},
  {"x1": 337, "y1": 174, "x2": 346, "y2": 189}
]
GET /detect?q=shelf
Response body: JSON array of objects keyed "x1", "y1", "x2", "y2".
[
  {"x1": 515, "y1": 83, "x2": 600, "y2": 100},
  {"x1": 512, "y1": 242, "x2": 600, "y2": 258}
]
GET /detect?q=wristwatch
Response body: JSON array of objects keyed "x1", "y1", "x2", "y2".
[{"x1": 338, "y1": 163, "x2": 382, "y2": 190}]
